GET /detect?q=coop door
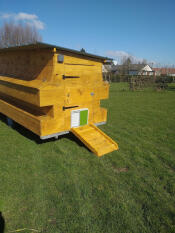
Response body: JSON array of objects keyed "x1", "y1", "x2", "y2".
[{"x1": 71, "y1": 109, "x2": 88, "y2": 128}]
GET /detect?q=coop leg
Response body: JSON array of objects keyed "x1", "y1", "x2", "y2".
[{"x1": 7, "y1": 117, "x2": 14, "y2": 127}]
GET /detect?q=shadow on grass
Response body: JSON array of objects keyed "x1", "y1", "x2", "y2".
[
  {"x1": 167, "y1": 86, "x2": 175, "y2": 91},
  {"x1": 0, "y1": 113, "x2": 90, "y2": 151},
  {"x1": 0, "y1": 212, "x2": 5, "y2": 233}
]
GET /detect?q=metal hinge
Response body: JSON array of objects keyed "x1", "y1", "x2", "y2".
[
  {"x1": 63, "y1": 75, "x2": 80, "y2": 79},
  {"x1": 63, "y1": 106, "x2": 79, "y2": 111}
]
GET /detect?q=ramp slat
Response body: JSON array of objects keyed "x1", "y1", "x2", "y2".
[{"x1": 71, "y1": 124, "x2": 118, "y2": 156}]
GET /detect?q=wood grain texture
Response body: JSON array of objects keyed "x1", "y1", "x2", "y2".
[{"x1": 0, "y1": 48, "x2": 109, "y2": 137}]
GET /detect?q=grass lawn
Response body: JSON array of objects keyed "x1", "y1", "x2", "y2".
[{"x1": 0, "y1": 82, "x2": 175, "y2": 233}]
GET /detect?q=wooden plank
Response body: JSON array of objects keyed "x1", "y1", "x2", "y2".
[{"x1": 0, "y1": 98, "x2": 41, "y2": 135}]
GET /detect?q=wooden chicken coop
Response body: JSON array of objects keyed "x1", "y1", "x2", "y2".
[{"x1": 0, "y1": 42, "x2": 118, "y2": 156}]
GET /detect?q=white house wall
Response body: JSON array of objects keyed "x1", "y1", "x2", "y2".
[{"x1": 142, "y1": 65, "x2": 152, "y2": 72}]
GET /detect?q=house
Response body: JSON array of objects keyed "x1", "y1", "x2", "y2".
[
  {"x1": 133, "y1": 64, "x2": 154, "y2": 76},
  {"x1": 115, "y1": 64, "x2": 154, "y2": 76},
  {"x1": 152, "y1": 68, "x2": 175, "y2": 76},
  {"x1": 102, "y1": 64, "x2": 112, "y2": 73},
  {"x1": 102, "y1": 61, "x2": 114, "y2": 82}
]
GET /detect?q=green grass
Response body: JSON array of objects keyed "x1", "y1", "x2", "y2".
[{"x1": 0, "y1": 83, "x2": 175, "y2": 233}]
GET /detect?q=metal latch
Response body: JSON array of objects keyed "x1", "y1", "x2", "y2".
[
  {"x1": 63, "y1": 75, "x2": 80, "y2": 79},
  {"x1": 63, "y1": 106, "x2": 79, "y2": 111}
]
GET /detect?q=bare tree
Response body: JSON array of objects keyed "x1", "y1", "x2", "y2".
[
  {"x1": 119, "y1": 57, "x2": 133, "y2": 75},
  {"x1": 141, "y1": 59, "x2": 147, "y2": 65},
  {"x1": 122, "y1": 57, "x2": 132, "y2": 66},
  {"x1": 0, "y1": 21, "x2": 42, "y2": 48}
]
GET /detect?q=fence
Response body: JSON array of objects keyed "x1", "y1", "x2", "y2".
[
  {"x1": 129, "y1": 76, "x2": 173, "y2": 91},
  {"x1": 103, "y1": 73, "x2": 174, "y2": 91}
]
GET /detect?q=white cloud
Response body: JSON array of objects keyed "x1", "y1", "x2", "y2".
[
  {"x1": 106, "y1": 50, "x2": 131, "y2": 58},
  {"x1": 1, "y1": 12, "x2": 45, "y2": 30},
  {"x1": 1, "y1": 13, "x2": 12, "y2": 19},
  {"x1": 106, "y1": 50, "x2": 144, "y2": 64},
  {"x1": 15, "y1": 13, "x2": 37, "y2": 21},
  {"x1": 27, "y1": 19, "x2": 45, "y2": 30}
]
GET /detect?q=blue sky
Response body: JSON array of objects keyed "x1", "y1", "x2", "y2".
[{"x1": 0, "y1": 0, "x2": 175, "y2": 66}]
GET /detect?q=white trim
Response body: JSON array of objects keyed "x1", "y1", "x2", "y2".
[
  {"x1": 40, "y1": 131, "x2": 69, "y2": 140},
  {"x1": 71, "y1": 108, "x2": 89, "y2": 128},
  {"x1": 94, "y1": 121, "x2": 106, "y2": 126}
]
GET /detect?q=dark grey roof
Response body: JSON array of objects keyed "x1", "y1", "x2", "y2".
[
  {"x1": 0, "y1": 42, "x2": 112, "y2": 62},
  {"x1": 116, "y1": 64, "x2": 146, "y2": 71}
]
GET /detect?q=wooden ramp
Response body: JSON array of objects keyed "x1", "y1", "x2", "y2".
[{"x1": 71, "y1": 124, "x2": 118, "y2": 156}]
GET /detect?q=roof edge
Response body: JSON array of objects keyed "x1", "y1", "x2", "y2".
[{"x1": 0, "y1": 42, "x2": 113, "y2": 62}]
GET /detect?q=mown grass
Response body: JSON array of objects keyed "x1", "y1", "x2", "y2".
[{"x1": 0, "y1": 83, "x2": 175, "y2": 233}]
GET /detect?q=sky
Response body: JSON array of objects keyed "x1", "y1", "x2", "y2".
[{"x1": 0, "y1": 0, "x2": 175, "y2": 66}]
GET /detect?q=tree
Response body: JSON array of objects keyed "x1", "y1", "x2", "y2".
[
  {"x1": 80, "y1": 48, "x2": 86, "y2": 53},
  {"x1": 120, "y1": 57, "x2": 133, "y2": 75},
  {"x1": 0, "y1": 21, "x2": 42, "y2": 48},
  {"x1": 122, "y1": 57, "x2": 132, "y2": 66},
  {"x1": 142, "y1": 59, "x2": 147, "y2": 65}
]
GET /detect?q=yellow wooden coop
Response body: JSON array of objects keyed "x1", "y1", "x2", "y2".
[{"x1": 0, "y1": 42, "x2": 118, "y2": 156}]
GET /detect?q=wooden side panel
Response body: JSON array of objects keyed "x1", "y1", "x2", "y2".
[
  {"x1": 0, "y1": 99, "x2": 41, "y2": 135},
  {"x1": 53, "y1": 51, "x2": 108, "y2": 103},
  {"x1": 64, "y1": 86, "x2": 94, "y2": 106},
  {"x1": 40, "y1": 106, "x2": 65, "y2": 136},
  {"x1": 94, "y1": 83, "x2": 109, "y2": 100},
  {"x1": 39, "y1": 86, "x2": 64, "y2": 106},
  {"x1": 64, "y1": 65, "x2": 102, "y2": 85},
  {"x1": 92, "y1": 100, "x2": 107, "y2": 124},
  {"x1": 51, "y1": 51, "x2": 109, "y2": 133},
  {"x1": 53, "y1": 52, "x2": 103, "y2": 84},
  {"x1": 0, "y1": 78, "x2": 39, "y2": 106},
  {"x1": 0, "y1": 49, "x2": 54, "y2": 81}
]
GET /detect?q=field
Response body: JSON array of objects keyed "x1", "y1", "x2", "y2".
[{"x1": 0, "y1": 83, "x2": 175, "y2": 233}]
